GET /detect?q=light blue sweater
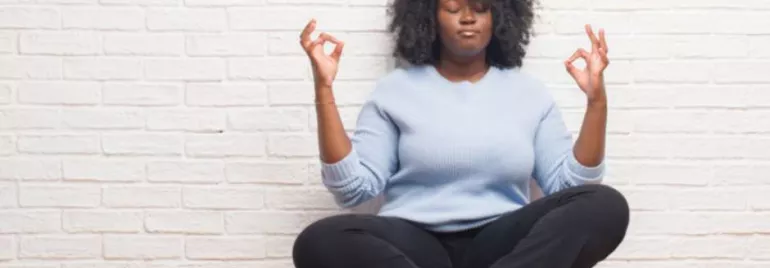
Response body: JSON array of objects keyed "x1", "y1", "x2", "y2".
[{"x1": 320, "y1": 64, "x2": 605, "y2": 232}]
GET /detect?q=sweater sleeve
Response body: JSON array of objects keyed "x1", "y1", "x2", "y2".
[
  {"x1": 319, "y1": 96, "x2": 399, "y2": 209},
  {"x1": 531, "y1": 94, "x2": 605, "y2": 196}
]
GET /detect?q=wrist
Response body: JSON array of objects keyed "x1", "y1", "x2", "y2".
[{"x1": 587, "y1": 95, "x2": 607, "y2": 109}]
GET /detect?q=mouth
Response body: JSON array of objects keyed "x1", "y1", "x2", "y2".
[{"x1": 458, "y1": 30, "x2": 480, "y2": 38}]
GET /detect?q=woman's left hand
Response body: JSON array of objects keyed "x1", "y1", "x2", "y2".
[{"x1": 565, "y1": 24, "x2": 609, "y2": 104}]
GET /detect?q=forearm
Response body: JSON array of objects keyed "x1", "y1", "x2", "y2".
[
  {"x1": 315, "y1": 85, "x2": 352, "y2": 164},
  {"x1": 573, "y1": 90, "x2": 607, "y2": 167}
]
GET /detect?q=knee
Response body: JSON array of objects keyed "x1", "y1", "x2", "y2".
[
  {"x1": 293, "y1": 214, "x2": 362, "y2": 261},
  {"x1": 578, "y1": 184, "x2": 630, "y2": 231}
]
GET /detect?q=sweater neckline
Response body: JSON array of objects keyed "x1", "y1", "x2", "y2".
[{"x1": 425, "y1": 64, "x2": 499, "y2": 89}]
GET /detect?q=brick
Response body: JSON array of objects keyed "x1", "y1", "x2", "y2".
[
  {"x1": 63, "y1": 210, "x2": 143, "y2": 233},
  {"x1": 669, "y1": 188, "x2": 748, "y2": 211},
  {"x1": 671, "y1": 36, "x2": 749, "y2": 59},
  {"x1": 549, "y1": 11, "x2": 633, "y2": 34},
  {"x1": 185, "y1": 237, "x2": 266, "y2": 260},
  {"x1": 0, "y1": 57, "x2": 62, "y2": 79},
  {"x1": 337, "y1": 57, "x2": 391, "y2": 80},
  {"x1": 20, "y1": 235, "x2": 101, "y2": 259},
  {"x1": 309, "y1": 106, "x2": 360, "y2": 132},
  {"x1": 147, "y1": 8, "x2": 226, "y2": 31},
  {"x1": 266, "y1": 236, "x2": 294, "y2": 257},
  {"x1": 185, "y1": 134, "x2": 266, "y2": 157},
  {"x1": 228, "y1": 57, "x2": 309, "y2": 80},
  {"x1": 63, "y1": 159, "x2": 145, "y2": 182},
  {"x1": 0, "y1": 236, "x2": 12, "y2": 260},
  {"x1": 0, "y1": 7, "x2": 60, "y2": 29},
  {"x1": 0, "y1": 183, "x2": 15, "y2": 208},
  {"x1": 183, "y1": 186, "x2": 264, "y2": 209},
  {"x1": 610, "y1": 236, "x2": 670, "y2": 259},
  {"x1": 20, "y1": 185, "x2": 101, "y2": 208},
  {"x1": 63, "y1": 7, "x2": 144, "y2": 30},
  {"x1": 0, "y1": 135, "x2": 12, "y2": 156},
  {"x1": 101, "y1": 0, "x2": 179, "y2": 5},
  {"x1": 64, "y1": 58, "x2": 142, "y2": 80},
  {"x1": 20, "y1": 31, "x2": 101, "y2": 55},
  {"x1": 1, "y1": 264, "x2": 61, "y2": 268},
  {"x1": 103, "y1": 83, "x2": 182, "y2": 106},
  {"x1": 266, "y1": 82, "x2": 313, "y2": 105},
  {"x1": 62, "y1": 108, "x2": 144, "y2": 129},
  {"x1": 266, "y1": 32, "x2": 305, "y2": 56},
  {"x1": 0, "y1": 211, "x2": 60, "y2": 233},
  {"x1": 0, "y1": 158, "x2": 62, "y2": 181},
  {"x1": 749, "y1": 36, "x2": 770, "y2": 58},
  {"x1": 229, "y1": 7, "x2": 388, "y2": 31},
  {"x1": 185, "y1": 0, "x2": 263, "y2": 5},
  {"x1": 634, "y1": 59, "x2": 715, "y2": 83},
  {"x1": 104, "y1": 235, "x2": 182, "y2": 259},
  {"x1": 103, "y1": 185, "x2": 180, "y2": 208},
  {"x1": 146, "y1": 109, "x2": 226, "y2": 132},
  {"x1": 145, "y1": 211, "x2": 223, "y2": 234},
  {"x1": 670, "y1": 236, "x2": 748, "y2": 259},
  {"x1": 147, "y1": 161, "x2": 224, "y2": 183},
  {"x1": 186, "y1": 83, "x2": 268, "y2": 107},
  {"x1": 0, "y1": 83, "x2": 10, "y2": 104},
  {"x1": 267, "y1": 0, "x2": 343, "y2": 5},
  {"x1": 18, "y1": 134, "x2": 100, "y2": 154},
  {"x1": 18, "y1": 81, "x2": 101, "y2": 105},
  {"x1": 522, "y1": 59, "x2": 632, "y2": 85},
  {"x1": 228, "y1": 108, "x2": 308, "y2": 131},
  {"x1": 104, "y1": 33, "x2": 184, "y2": 56},
  {"x1": 608, "y1": 135, "x2": 770, "y2": 159},
  {"x1": 267, "y1": 133, "x2": 318, "y2": 157},
  {"x1": 714, "y1": 61, "x2": 770, "y2": 83},
  {"x1": 0, "y1": 32, "x2": 15, "y2": 54},
  {"x1": 226, "y1": 211, "x2": 307, "y2": 234},
  {"x1": 145, "y1": 58, "x2": 226, "y2": 81},
  {"x1": 187, "y1": 33, "x2": 266, "y2": 56},
  {"x1": 102, "y1": 134, "x2": 183, "y2": 156},
  {"x1": 713, "y1": 164, "x2": 770, "y2": 186},
  {"x1": 1, "y1": 265, "x2": 61, "y2": 268},
  {"x1": 225, "y1": 161, "x2": 307, "y2": 184},
  {"x1": 0, "y1": 108, "x2": 61, "y2": 130},
  {"x1": 265, "y1": 188, "x2": 337, "y2": 210},
  {"x1": 605, "y1": 161, "x2": 710, "y2": 186}
]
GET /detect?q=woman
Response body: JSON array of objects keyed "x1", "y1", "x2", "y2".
[{"x1": 292, "y1": 0, "x2": 630, "y2": 266}]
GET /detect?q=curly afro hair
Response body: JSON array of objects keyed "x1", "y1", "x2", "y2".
[{"x1": 387, "y1": 0, "x2": 538, "y2": 69}]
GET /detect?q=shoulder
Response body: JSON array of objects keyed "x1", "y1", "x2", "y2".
[
  {"x1": 365, "y1": 65, "x2": 431, "y2": 102},
  {"x1": 495, "y1": 67, "x2": 555, "y2": 104}
]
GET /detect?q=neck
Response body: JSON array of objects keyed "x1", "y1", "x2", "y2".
[{"x1": 435, "y1": 51, "x2": 489, "y2": 83}]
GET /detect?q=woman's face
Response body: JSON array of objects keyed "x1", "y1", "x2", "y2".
[{"x1": 436, "y1": 0, "x2": 493, "y2": 58}]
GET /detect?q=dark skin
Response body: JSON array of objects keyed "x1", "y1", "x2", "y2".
[{"x1": 301, "y1": 0, "x2": 609, "y2": 167}]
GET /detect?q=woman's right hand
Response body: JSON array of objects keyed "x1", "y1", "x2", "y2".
[{"x1": 300, "y1": 19, "x2": 345, "y2": 88}]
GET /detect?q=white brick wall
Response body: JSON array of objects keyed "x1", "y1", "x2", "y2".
[{"x1": 0, "y1": 0, "x2": 767, "y2": 267}]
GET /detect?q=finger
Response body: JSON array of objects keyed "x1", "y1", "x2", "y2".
[
  {"x1": 299, "y1": 19, "x2": 317, "y2": 49},
  {"x1": 585, "y1": 24, "x2": 600, "y2": 50},
  {"x1": 319, "y1": 32, "x2": 342, "y2": 45},
  {"x1": 566, "y1": 48, "x2": 589, "y2": 63},
  {"x1": 598, "y1": 28, "x2": 608, "y2": 53},
  {"x1": 330, "y1": 41, "x2": 345, "y2": 61}
]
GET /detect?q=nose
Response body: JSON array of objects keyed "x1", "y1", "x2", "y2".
[{"x1": 459, "y1": 8, "x2": 477, "y2": 24}]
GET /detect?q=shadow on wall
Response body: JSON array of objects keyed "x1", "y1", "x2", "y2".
[{"x1": 350, "y1": 179, "x2": 545, "y2": 214}]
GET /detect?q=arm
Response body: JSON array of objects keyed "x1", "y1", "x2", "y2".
[
  {"x1": 300, "y1": 19, "x2": 396, "y2": 208},
  {"x1": 531, "y1": 95, "x2": 605, "y2": 196},
  {"x1": 531, "y1": 23, "x2": 610, "y2": 195},
  {"x1": 317, "y1": 87, "x2": 399, "y2": 208}
]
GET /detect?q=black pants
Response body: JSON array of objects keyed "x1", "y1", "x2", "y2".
[{"x1": 293, "y1": 184, "x2": 630, "y2": 268}]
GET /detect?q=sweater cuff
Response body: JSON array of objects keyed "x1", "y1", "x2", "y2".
[
  {"x1": 566, "y1": 152, "x2": 605, "y2": 184},
  {"x1": 321, "y1": 150, "x2": 361, "y2": 185}
]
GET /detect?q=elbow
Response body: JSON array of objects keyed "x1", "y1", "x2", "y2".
[{"x1": 323, "y1": 174, "x2": 384, "y2": 209}]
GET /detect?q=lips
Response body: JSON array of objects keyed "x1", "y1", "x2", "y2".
[{"x1": 458, "y1": 30, "x2": 480, "y2": 37}]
